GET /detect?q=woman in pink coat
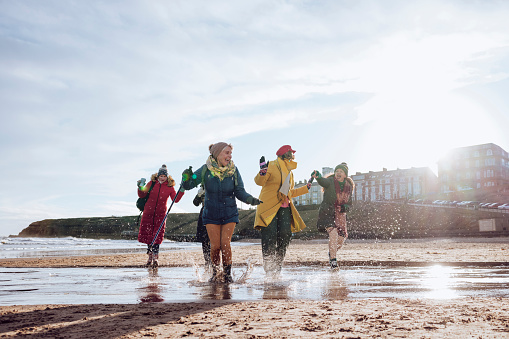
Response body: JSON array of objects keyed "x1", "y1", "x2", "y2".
[{"x1": 137, "y1": 164, "x2": 184, "y2": 267}]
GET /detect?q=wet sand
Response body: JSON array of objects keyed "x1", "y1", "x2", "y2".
[{"x1": 1, "y1": 238, "x2": 509, "y2": 338}]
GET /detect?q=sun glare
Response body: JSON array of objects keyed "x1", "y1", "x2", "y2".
[
  {"x1": 421, "y1": 265, "x2": 458, "y2": 299},
  {"x1": 351, "y1": 87, "x2": 502, "y2": 174}
]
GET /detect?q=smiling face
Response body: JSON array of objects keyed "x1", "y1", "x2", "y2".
[
  {"x1": 334, "y1": 168, "x2": 346, "y2": 182},
  {"x1": 158, "y1": 174, "x2": 168, "y2": 182},
  {"x1": 217, "y1": 146, "x2": 233, "y2": 167}
]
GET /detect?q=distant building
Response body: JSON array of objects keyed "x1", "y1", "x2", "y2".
[
  {"x1": 351, "y1": 167, "x2": 438, "y2": 201},
  {"x1": 437, "y1": 143, "x2": 509, "y2": 194},
  {"x1": 295, "y1": 165, "x2": 439, "y2": 205},
  {"x1": 322, "y1": 167, "x2": 333, "y2": 177},
  {"x1": 293, "y1": 167, "x2": 330, "y2": 206}
]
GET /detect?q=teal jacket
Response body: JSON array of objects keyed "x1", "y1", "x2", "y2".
[{"x1": 183, "y1": 164, "x2": 255, "y2": 225}]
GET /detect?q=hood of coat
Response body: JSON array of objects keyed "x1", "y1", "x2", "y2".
[
  {"x1": 346, "y1": 177, "x2": 355, "y2": 189},
  {"x1": 150, "y1": 173, "x2": 176, "y2": 187}
]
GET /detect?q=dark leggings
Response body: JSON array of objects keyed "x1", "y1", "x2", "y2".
[
  {"x1": 260, "y1": 207, "x2": 292, "y2": 264},
  {"x1": 147, "y1": 244, "x2": 160, "y2": 254}
]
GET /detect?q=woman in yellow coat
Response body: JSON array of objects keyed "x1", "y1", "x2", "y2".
[{"x1": 254, "y1": 145, "x2": 310, "y2": 275}]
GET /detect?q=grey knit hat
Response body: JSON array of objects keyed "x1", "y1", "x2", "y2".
[{"x1": 158, "y1": 164, "x2": 168, "y2": 176}]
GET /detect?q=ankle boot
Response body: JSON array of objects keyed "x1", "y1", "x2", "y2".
[
  {"x1": 209, "y1": 265, "x2": 220, "y2": 282},
  {"x1": 152, "y1": 253, "x2": 159, "y2": 268},
  {"x1": 329, "y1": 258, "x2": 339, "y2": 269},
  {"x1": 223, "y1": 264, "x2": 233, "y2": 283},
  {"x1": 145, "y1": 253, "x2": 153, "y2": 267}
]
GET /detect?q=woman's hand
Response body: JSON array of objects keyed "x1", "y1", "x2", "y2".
[
  {"x1": 259, "y1": 156, "x2": 268, "y2": 176},
  {"x1": 311, "y1": 170, "x2": 321, "y2": 179},
  {"x1": 182, "y1": 167, "x2": 194, "y2": 182},
  {"x1": 137, "y1": 178, "x2": 146, "y2": 187},
  {"x1": 247, "y1": 197, "x2": 263, "y2": 205}
]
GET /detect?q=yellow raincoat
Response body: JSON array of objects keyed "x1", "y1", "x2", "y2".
[{"x1": 254, "y1": 158, "x2": 309, "y2": 232}]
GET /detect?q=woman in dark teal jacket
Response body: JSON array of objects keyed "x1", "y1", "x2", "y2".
[
  {"x1": 182, "y1": 142, "x2": 261, "y2": 282},
  {"x1": 312, "y1": 162, "x2": 354, "y2": 269}
]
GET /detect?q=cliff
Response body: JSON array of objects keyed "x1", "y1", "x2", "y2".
[{"x1": 17, "y1": 202, "x2": 509, "y2": 240}]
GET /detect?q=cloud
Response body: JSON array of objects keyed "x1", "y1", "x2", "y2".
[{"x1": 2, "y1": 1, "x2": 509, "y2": 235}]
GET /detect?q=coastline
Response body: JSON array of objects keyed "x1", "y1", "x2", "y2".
[
  {"x1": 1, "y1": 237, "x2": 508, "y2": 338},
  {"x1": 1, "y1": 237, "x2": 507, "y2": 268}
]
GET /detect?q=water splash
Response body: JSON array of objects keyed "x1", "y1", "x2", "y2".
[{"x1": 235, "y1": 259, "x2": 254, "y2": 284}]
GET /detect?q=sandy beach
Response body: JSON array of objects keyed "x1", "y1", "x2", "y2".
[{"x1": 1, "y1": 238, "x2": 508, "y2": 338}]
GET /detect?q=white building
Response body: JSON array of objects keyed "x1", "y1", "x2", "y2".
[
  {"x1": 293, "y1": 167, "x2": 330, "y2": 206},
  {"x1": 351, "y1": 167, "x2": 438, "y2": 201}
]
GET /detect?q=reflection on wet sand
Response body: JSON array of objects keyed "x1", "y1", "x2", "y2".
[
  {"x1": 421, "y1": 265, "x2": 457, "y2": 299},
  {"x1": 138, "y1": 268, "x2": 164, "y2": 303},
  {"x1": 321, "y1": 272, "x2": 349, "y2": 299},
  {"x1": 199, "y1": 282, "x2": 232, "y2": 300},
  {"x1": 262, "y1": 280, "x2": 290, "y2": 299}
]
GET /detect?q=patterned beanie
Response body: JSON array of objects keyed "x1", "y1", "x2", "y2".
[
  {"x1": 158, "y1": 164, "x2": 168, "y2": 176},
  {"x1": 209, "y1": 142, "x2": 232, "y2": 159},
  {"x1": 335, "y1": 162, "x2": 348, "y2": 177}
]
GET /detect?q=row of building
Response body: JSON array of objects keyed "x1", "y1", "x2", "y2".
[{"x1": 294, "y1": 143, "x2": 509, "y2": 206}]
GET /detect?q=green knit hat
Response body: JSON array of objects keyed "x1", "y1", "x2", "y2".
[{"x1": 334, "y1": 162, "x2": 348, "y2": 177}]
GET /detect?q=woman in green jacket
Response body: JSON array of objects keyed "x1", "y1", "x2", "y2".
[{"x1": 312, "y1": 162, "x2": 355, "y2": 269}]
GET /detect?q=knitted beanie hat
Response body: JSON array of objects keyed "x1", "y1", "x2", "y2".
[
  {"x1": 209, "y1": 142, "x2": 232, "y2": 159},
  {"x1": 335, "y1": 162, "x2": 348, "y2": 177},
  {"x1": 158, "y1": 164, "x2": 168, "y2": 177}
]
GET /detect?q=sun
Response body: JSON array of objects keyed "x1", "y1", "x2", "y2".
[{"x1": 351, "y1": 90, "x2": 503, "y2": 175}]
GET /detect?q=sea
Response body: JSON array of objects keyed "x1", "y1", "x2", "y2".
[{"x1": 0, "y1": 236, "x2": 203, "y2": 259}]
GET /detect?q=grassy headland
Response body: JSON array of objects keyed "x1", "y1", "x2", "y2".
[{"x1": 16, "y1": 202, "x2": 509, "y2": 240}]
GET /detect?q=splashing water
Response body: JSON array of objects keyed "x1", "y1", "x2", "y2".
[
  {"x1": 235, "y1": 259, "x2": 255, "y2": 284},
  {"x1": 189, "y1": 259, "x2": 255, "y2": 284}
]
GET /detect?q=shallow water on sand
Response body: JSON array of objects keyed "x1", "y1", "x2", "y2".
[{"x1": 1, "y1": 264, "x2": 508, "y2": 305}]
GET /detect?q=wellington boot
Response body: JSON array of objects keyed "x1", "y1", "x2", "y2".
[
  {"x1": 329, "y1": 258, "x2": 339, "y2": 270},
  {"x1": 145, "y1": 253, "x2": 153, "y2": 267},
  {"x1": 223, "y1": 264, "x2": 233, "y2": 283},
  {"x1": 209, "y1": 265, "x2": 221, "y2": 282},
  {"x1": 152, "y1": 254, "x2": 159, "y2": 268}
]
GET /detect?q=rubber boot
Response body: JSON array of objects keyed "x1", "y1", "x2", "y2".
[
  {"x1": 223, "y1": 264, "x2": 233, "y2": 283},
  {"x1": 209, "y1": 265, "x2": 221, "y2": 282},
  {"x1": 152, "y1": 253, "x2": 159, "y2": 268},
  {"x1": 263, "y1": 257, "x2": 280, "y2": 278},
  {"x1": 145, "y1": 252, "x2": 153, "y2": 267},
  {"x1": 329, "y1": 258, "x2": 339, "y2": 270}
]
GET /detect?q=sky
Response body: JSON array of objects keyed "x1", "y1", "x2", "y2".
[{"x1": 1, "y1": 0, "x2": 509, "y2": 236}]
